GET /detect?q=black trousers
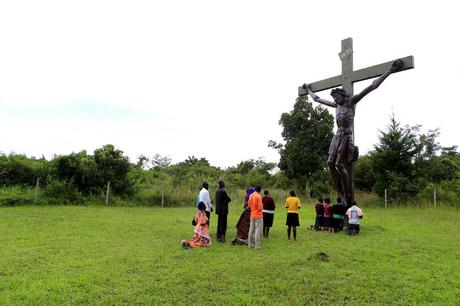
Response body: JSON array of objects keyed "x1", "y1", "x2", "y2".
[{"x1": 217, "y1": 213, "x2": 228, "y2": 241}]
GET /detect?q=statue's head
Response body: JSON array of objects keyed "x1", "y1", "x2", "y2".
[{"x1": 331, "y1": 88, "x2": 348, "y2": 104}]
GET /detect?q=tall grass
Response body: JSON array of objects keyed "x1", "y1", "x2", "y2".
[
  {"x1": 0, "y1": 185, "x2": 457, "y2": 208},
  {"x1": 0, "y1": 186, "x2": 35, "y2": 206}
]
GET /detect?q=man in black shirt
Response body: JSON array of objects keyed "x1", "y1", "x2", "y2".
[{"x1": 215, "y1": 180, "x2": 231, "y2": 243}]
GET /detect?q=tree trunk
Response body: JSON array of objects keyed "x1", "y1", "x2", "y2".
[{"x1": 305, "y1": 177, "x2": 311, "y2": 200}]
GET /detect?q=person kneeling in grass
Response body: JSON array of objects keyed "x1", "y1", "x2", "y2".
[
  {"x1": 181, "y1": 202, "x2": 211, "y2": 249},
  {"x1": 332, "y1": 197, "x2": 346, "y2": 233},
  {"x1": 285, "y1": 190, "x2": 301, "y2": 240},
  {"x1": 323, "y1": 198, "x2": 333, "y2": 233},
  {"x1": 314, "y1": 197, "x2": 325, "y2": 231},
  {"x1": 346, "y1": 200, "x2": 363, "y2": 235}
]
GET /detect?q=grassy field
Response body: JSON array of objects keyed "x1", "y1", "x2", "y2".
[{"x1": 0, "y1": 204, "x2": 459, "y2": 305}]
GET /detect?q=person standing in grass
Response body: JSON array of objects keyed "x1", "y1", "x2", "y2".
[
  {"x1": 285, "y1": 190, "x2": 301, "y2": 240},
  {"x1": 198, "y1": 181, "x2": 212, "y2": 222},
  {"x1": 346, "y1": 200, "x2": 363, "y2": 235},
  {"x1": 244, "y1": 187, "x2": 255, "y2": 209},
  {"x1": 182, "y1": 202, "x2": 211, "y2": 249},
  {"x1": 248, "y1": 185, "x2": 263, "y2": 249},
  {"x1": 323, "y1": 197, "x2": 333, "y2": 232},
  {"x1": 215, "y1": 180, "x2": 231, "y2": 243},
  {"x1": 262, "y1": 190, "x2": 276, "y2": 238},
  {"x1": 314, "y1": 197, "x2": 325, "y2": 231}
]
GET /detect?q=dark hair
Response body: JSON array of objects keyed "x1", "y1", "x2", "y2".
[
  {"x1": 324, "y1": 197, "x2": 331, "y2": 204},
  {"x1": 331, "y1": 88, "x2": 348, "y2": 97},
  {"x1": 197, "y1": 201, "x2": 206, "y2": 211},
  {"x1": 264, "y1": 190, "x2": 269, "y2": 196},
  {"x1": 290, "y1": 190, "x2": 296, "y2": 197},
  {"x1": 318, "y1": 197, "x2": 324, "y2": 203},
  {"x1": 255, "y1": 185, "x2": 262, "y2": 192},
  {"x1": 336, "y1": 197, "x2": 342, "y2": 203},
  {"x1": 202, "y1": 181, "x2": 209, "y2": 189},
  {"x1": 218, "y1": 180, "x2": 225, "y2": 188},
  {"x1": 350, "y1": 200, "x2": 357, "y2": 206}
]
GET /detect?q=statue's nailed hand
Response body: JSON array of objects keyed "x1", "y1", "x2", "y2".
[
  {"x1": 303, "y1": 83, "x2": 311, "y2": 91},
  {"x1": 391, "y1": 59, "x2": 403, "y2": 73}
]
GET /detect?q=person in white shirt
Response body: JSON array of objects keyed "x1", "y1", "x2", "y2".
[
  {"x1": 198, "y1": 181, "x2": 212, "y2": 221},
  {"x1": 346, "y1": 200, "x2": 363, "y2": 235}
]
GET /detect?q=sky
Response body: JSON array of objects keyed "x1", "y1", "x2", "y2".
[{"x1": 0, "y1": 0, "x2": 459, "y2": 168}]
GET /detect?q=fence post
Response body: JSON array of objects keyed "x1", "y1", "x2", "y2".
[
  {"x1": 105, "y1": 181, "x2": 110, "y2": 205},
  {"x1": 384, "y1": 188, "x2": 388, "y2": 208},
  {"x1": 34, "y1": 177, "x2": 40, "y2": 204},
  {"x1": 161, "y1": 186, "x2": 164, "y2": 208},
  {"x1": 434, "y1": 189, "x2": 437, "y2": 208}
]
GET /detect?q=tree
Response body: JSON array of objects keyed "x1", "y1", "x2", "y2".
[
  {"x1": 151, "y1": 154, "x2": 172, "y2": 170},
  {"x1": 229, "y1": 158, "x2": 277, "y2": 188},
  {"x1": 52, "y1": 150, "x2": 98, "y2": 194},
  {"x1": 270, "y1": 95, "x2": 334, "y2": 197},
  {"x1": 136, "y1": 155, "x2": 150, "y2": 169},
  {"x1": 370, "y1": 114, "x2": 423, "y2": 199},
  {"x1": 93, "y1": 144, "x2": 133, "y2": 195},
  {"x1": 354, "y1": 154, "x2": 375, "y2": 192},
  {"x1": 169, "y1": 156, "x2": 221, "y2": 189},
  {"x1": 0, "y1": 153, "x2": 49, "y2": 187}
]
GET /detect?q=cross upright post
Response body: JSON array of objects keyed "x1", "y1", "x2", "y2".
[{"x1": 298, "y1": 37, "x2": 414, "y2": 206}]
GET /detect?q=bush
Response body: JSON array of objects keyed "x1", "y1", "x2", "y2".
[
  {"x1": 42, "y1": 179, "x2": 83, "y2": 205},
  {"x1": 0, "y1": 186, "x2": 35, "y2": 206},
  {"x1": 132, "y1": 184, "x2": 197, "y2": 207},
  {"x1": 0, "y1": 154, "x2": 49, "y2": 187},
  {"x1": 418, "y1": 179, "x2": 460, "y2": 206}
]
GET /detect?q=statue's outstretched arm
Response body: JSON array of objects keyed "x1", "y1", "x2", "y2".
[
  {"x1": 352, "y1": 59, "x2": 403, "y2": 104},
  {"x1": 303, "y1": 84, "x2": 336, "y2": 108}
]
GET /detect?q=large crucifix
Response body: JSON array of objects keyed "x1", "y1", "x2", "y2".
[{"x1": 298, "y1": 37, "x2": 414, "y2": 206}]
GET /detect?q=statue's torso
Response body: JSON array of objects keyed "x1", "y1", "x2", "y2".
[{"x1": 335, "y1": 99, "x2": 354, "y2": 130}]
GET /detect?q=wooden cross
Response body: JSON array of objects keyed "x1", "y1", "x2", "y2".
[
  {"x1": 299, "y1": 37, "x2": 414, "y2": 99},
  {"x1": 298, "y1": 37, "x2": 414, "y2": 202}
]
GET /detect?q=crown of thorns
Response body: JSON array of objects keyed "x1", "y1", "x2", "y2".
[{"x1": 331, "y1": 88, "x2": 347, "y2": 96}]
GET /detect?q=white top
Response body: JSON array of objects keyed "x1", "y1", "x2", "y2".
[
  {"x1": 346, "y1": 205, "x2": 363, "y2": 225},
  {"x1": 198, "y1": 188, "x2": 212, "y2": 212}
]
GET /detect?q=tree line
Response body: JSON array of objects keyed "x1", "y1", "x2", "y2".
[{"x1": 1, "y1": 96, "x2": 459, "y2": 206}]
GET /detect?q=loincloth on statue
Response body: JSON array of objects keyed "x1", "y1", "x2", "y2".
[{"x1": 328, "y1": 128, "x2": 358, "y2": 163}]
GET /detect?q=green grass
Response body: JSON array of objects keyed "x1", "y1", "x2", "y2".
[{"x1": 1, "y1": 205, "x2": 459, "y2": 305}]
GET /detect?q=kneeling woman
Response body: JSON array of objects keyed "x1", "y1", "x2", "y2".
[{"x1": 182, "y1": 202, "x2": 211, "y2": 249}]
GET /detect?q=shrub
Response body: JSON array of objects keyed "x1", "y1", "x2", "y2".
[
  {"x1": 0, "y1": 186, "x2": 35, "y2": 206},
  {"x1": 42, "y1": 179, "x2": 83, "y2": 205}
]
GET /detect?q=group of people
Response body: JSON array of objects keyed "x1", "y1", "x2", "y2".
[
  {"x1": 313, "y1": 197, "x2": 363, "y2": 235},
  {"x1": 181, "y1": 181, "x2": 363, "y2": 249}
]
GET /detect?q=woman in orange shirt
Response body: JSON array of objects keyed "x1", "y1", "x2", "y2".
[{"x1": 181, "y1": 202, "x2": 211, "y2": 249}]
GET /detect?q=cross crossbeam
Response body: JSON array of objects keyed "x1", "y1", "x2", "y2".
[{"x1": 298, "y1": 56, "x2": 414, "y2": 96}]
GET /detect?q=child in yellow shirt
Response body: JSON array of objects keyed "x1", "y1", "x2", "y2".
[{"x1": 285, "y1": 190, "x2": 301, "y2": 240}]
